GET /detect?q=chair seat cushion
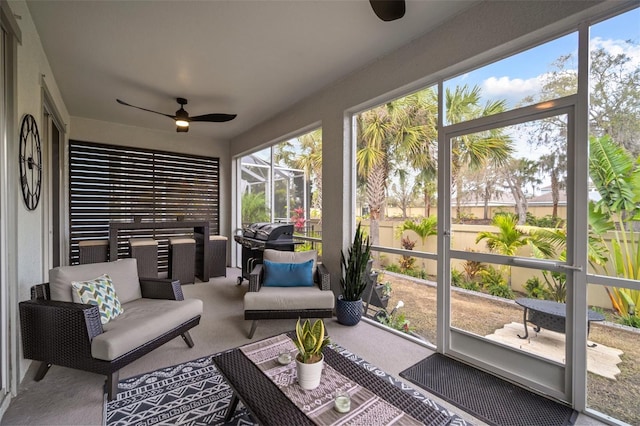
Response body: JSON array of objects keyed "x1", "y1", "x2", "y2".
[
  {"x1": 262, "y1": 259, "x2": 314, "y2": 287},
  {"x1": 244, "y1": 286, "x2": 335, "y2": 311},
  {"x1": 91, "y1": 298, "x2": 203, "y2": 361}
]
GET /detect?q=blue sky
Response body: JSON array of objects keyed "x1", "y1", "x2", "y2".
[
  {"x1": 445, "y1": 8, "x2": 639, "y2": 110},
  {"x1": 441, "y1": 8, "x2": 639, "y2": 191}
]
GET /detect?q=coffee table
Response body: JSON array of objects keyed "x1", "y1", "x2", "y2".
[{"x1": 212, "y1": 337, "x2": 453, "y2": 426}]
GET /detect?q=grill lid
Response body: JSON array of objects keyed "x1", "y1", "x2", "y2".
[
  {"x1": 238, "y1": 222, "x2": 294, "y2": 242},
  {"x1": 255, "y1": 223, "x2": 294, "y2": 241},
  {"x1": 242, "y1": 222, "x2": 270, "y2": 238}
]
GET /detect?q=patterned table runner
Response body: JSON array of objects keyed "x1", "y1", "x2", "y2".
[{"x1": 240, "y1": 334, "x2": 422, "y2": 425}]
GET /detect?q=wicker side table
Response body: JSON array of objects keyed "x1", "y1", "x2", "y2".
[
  {"x1": 129, "y1": 238, "x2": 158, "y2": 278},
  {"x1": 169, "y1": 237, "x2": 196, "y2": 284},
  {"x1": 78, "y1": 240, "x2": 108, "y2": 264}
]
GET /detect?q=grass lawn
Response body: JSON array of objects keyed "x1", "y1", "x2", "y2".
[{"x1": 379, "y1": 273, "x2": 640, "y2": 425}]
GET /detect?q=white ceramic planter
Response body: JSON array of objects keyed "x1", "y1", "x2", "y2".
[{"x1": 296, "y1": 354, "x2": 324, "y2": 390}]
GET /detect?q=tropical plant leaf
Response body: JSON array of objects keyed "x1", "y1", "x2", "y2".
[
  {"x1": 589, "y1": 135, "x2": 636, "y2": 213},
  {"x1": 340, "y1": 222, "x2": 371, "y2": 301}
]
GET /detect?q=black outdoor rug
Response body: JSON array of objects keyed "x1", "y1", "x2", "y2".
[
  {"x1": 104, "y1": 356, "x2": 253, "y2": 426},
  {"x1": 400, "y1": 353, "x2": 578, "y2": 426}
]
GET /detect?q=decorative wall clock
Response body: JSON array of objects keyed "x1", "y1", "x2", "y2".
[{"x1": 19, "y1": 114, "x2": 42, "y2": 210}]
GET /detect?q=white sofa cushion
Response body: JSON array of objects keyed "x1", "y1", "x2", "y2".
[
  {"x1": 244, "y1": 286, "x2": 334, "y2": 311},
  {"x1": 91, "y1": 297, "x2": 203, "y2": 361},
  {"x1": 49, "y1": 259, "x2": 142, "y2": 304}
]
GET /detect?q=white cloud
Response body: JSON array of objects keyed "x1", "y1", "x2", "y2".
[
  {"x1": 591, "y1": 37, "x2": 640, "y2": 70},
  {"x1": 481, "y1": 75, "x2": 545, "y2": 101},
  {"x1": 480, "y1": 36, "x2": 638, "y2": 105}
]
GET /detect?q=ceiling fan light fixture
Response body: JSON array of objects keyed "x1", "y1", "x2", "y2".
[{"x1": 116, "y1": 97, "x2": 236, "y2": 132}]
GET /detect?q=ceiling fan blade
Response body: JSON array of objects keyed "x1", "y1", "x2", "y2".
[
  {"x1": 190, "y1": 113, "x2": 237, "y2": 123},
  {"x1": 369, "y1": 0, "x2": 405, "y2": 22},
  {"x1": 116, "y1": 99, "x2": 175, "y2": 119}
]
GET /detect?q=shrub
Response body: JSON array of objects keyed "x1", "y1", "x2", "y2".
[
  {"x1": 480, "y1": 266, "x2": 514, "y2": 299},
  {"x1": 525, "y1": 277, "x2": 549, "y2": 299},
  {"x1": 460, "y1": 281, "x2": 481, "y2": 291},
  {"x1": 376, "y1": 311, "x2": 414, "y2": 334},
  {"x1": 619, "y1": 314, "x2": 640, "y2": 328},
  {"x1": 381, "y1": 281, "x2": 392, "y2": 298},
  {"x1": 399, "y1": 236, "x2": 417, "y2": 271},
  {"x1": 462, "y1": 258, "x2": 485, "y2": 282},
  {"x1": 542, "y1": 270, "x2": 566, "y2": 302},
  {"x1": 526, "y1": 213, "x2": 565, "y2": 228},
  {"x1": 451, "y1": 269, "x2": 464, "y2": 287},
  {"x1": 385, "y1": 264, "x2": 402, "y2": 273}
]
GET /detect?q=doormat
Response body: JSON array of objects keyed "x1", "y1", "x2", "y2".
[{"x1": 399, "y1": 353, "x2": 578, "y2": 426}]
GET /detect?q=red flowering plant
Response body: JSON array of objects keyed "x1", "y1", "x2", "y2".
[{"x1": 291, "y1": 207, "x2": 306, "y2": 231}]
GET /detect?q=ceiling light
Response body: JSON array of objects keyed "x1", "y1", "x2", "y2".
[{"x1": 175, "y1": 119, "x2": 189, "y2": 127}]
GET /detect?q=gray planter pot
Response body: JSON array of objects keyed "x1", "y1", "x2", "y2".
[{"x1": 336, "y1": 296, "x2": 363, "y2": 326}]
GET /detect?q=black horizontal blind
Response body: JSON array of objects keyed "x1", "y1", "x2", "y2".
[{"x1": 69, "y1": 140, "x2": 220, "y2": 268}]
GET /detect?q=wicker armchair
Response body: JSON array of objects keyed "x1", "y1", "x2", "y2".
[
  {"x1": 244, "y1": 249, "x2": 334, "y2": 338},
  {"x1": 19, "y1": 259, "x2": 202, "y2": 401}
]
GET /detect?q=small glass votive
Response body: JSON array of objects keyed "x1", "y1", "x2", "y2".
[
  {"x1": 334, "y1": 391, "x2": 351, "y2": 413},
  {"x1": 277, "y1": 352, "x2": 292, "y2": 365}
]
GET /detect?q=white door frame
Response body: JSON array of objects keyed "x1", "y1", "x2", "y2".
[
  {"x1": 437, "y1": 96, "x2": 582, "y2": 403},
  {"x1": 40, "y1": 78, "x2": 67, "y2": 271}
]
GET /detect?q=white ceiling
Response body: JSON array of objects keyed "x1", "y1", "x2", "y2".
[{"x1": 26, "y1": 0, "x2": 476, "y2": 140}]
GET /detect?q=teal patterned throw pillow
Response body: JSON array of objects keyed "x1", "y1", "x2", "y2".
[{"x1": 72, "y1": 274, "x2": 124, "y2": 324}]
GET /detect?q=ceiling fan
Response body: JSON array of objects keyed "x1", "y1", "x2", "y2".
[
  {"x1": 369, "y1": 0, "x2": 406, "y2": 22},
  {"x1": 116, "y1": 97, "x2": 237, "y2": 132}
]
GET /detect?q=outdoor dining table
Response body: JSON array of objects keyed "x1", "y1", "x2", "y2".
[
  {"x1": 108, "y1": 220, "x2": 210, "y2": 280},
  {"x1": 515, "y1": 298, "x2": 605, "y2": 346}
]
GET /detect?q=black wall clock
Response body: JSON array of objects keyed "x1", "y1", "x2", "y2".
[{"x1": 19, "y1": 114, "x2": 42, "y2": 210}]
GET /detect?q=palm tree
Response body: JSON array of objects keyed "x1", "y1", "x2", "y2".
[
  {"x1": 476, "y1": 214, "x2": 556, "y2": 287},
  {"x1": 476, "y1": 214, "x2": 529, "y2": 257},
  {"x1": 241, "y1": 191, "x2": 269, "y2": 224},
  {"x1": 296, "y1": 129, "x2": 323, "y2": 213},
  {"x1": 272, "y1": 130, "x2": 323, "y2": 227},
  {"x1": 414, "y1": 175, "x2": 437, "y2": 217},
  {"x1": 397, "y1": 216, "x2": 438, "y2": 246},
  {"x1": 538, "y1": 152, "x2": 566, "y2": 218},
  {"x1": 356, "y1": 88, "x2": 437, "y2": 245},
  {"x1": 394, "y1": 217, "x2": 437, "y2": 274},
  {"x1": 445, "y1": 85, "x2": 514, "y2": 220}
]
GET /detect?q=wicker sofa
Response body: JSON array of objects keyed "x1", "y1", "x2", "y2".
[
  {"x1": 244, "y1": 249, "x2": 334, "y2": 338},
  {"x1": 19, "y1": 258, "x2": 203, "y2": 400}
]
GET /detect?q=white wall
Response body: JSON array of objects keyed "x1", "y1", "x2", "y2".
[
  {"x1": 11, "y1": 0, "x2": 69, "y2": 298},
  {"x1": 228, "y1": 0, "x2": 611, "y2": 290},
  {"x1": 8, "y1": 0, "x2": 70, "y2": 383}
]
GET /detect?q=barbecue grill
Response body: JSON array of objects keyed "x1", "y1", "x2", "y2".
[{"x1": 234, "y1": 222, "x2": 297, "y2": 285}]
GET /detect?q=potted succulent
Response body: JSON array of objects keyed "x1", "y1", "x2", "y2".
[
  {"x1": 337, "y1": 222, "x2": 372, "y2": 325},
  {"x1": 294, "y1": 318, "x2": 330, "y2": 390}
]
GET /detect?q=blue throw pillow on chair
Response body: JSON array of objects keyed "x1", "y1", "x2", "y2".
[{"x1": 262, "y1": 259, "x2": 314, "y2": 287}]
